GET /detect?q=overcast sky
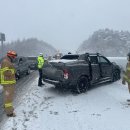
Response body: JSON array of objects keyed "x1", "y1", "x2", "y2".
[{"x1": 0, "y1": 0, "x2": 130, "y2": 53}]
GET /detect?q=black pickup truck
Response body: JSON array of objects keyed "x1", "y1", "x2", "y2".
[{"x1": 42, "y1": 53, "x2": 121, "y2": 93}]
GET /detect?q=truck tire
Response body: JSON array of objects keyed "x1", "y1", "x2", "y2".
[
  {"x1": 26, "y1": 67, "x2": 30, "y2": 75},
  {"x1": 112, "y1": 69, "x2": 120, "y2": 82},
  {"x1": 75, "y1": 76, "x2": 89, "y2": 94}
]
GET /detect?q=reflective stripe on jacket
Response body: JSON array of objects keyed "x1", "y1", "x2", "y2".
[
  {"x1": 37, "y1": 56, "x2": 44, "y2": 69},
  {"x1": 4, "y1": 102, "x2": 13, "y2": 108},
  {"x1": 0, "y1": 57, "x2": 16, "y2": 85},
  {"x1": 0, "y1": 67, "x2": 16, "y2": 84}
]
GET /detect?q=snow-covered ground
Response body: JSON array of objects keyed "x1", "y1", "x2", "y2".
[{"x1": 1, "y1": 57, "x2": 130, "y2": 130}]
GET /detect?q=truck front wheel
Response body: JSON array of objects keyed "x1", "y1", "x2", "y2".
[
  {"x1": 112, "y1": 69, "x2": 120, "y2": 82},
  {"x1": 26, "y1": 67, "x2": 30, "y2": 75},
  {"x1": 75, "y1": 76, "x2": 89, "y2": 94}
]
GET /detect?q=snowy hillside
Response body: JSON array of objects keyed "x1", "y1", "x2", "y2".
[
  {"x1": 0, "y1": 38, "x2": 57, "y2": 58},
  {"x1": 77, "y1": 29, "x2": 130, "y2": 57}
]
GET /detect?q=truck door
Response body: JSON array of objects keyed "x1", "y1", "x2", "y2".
[
  {"x1": 18, "y1": 58, "x2": 25, "y2": 73},
  {"x1": 22, "y1": 57, "x2": 28, "y2": 72},
  {"x1": 98, "y1": 56, "x2": 112, "y2": 78},
  {"x1": 89, "y1": 56, "x2": 100, "y2": 81}
]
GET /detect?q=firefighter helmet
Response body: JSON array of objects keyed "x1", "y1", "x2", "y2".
[{"x1": 7, "y1": 50, "x2": 17, "y2": 58}]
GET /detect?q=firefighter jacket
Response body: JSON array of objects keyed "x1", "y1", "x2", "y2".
[
  {"x1": 123, "y1": 61, "x2": 130, "y2": 84},
  {"x1": 0, "y1": 56, "x2": 16, "y2": 85},
  {"x1": 37, "y1": 56, "x2": 44, "y2": 69}
]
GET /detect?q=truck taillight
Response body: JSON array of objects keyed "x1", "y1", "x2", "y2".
[{"x1": 63, "y1": 69, "x2": 69, "y2": 79}]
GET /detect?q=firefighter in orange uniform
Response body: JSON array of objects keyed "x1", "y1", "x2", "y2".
[{"x1": 0, "y1": 50, "x2": 17, "y2": 117}]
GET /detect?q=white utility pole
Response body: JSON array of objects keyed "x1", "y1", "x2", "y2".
[{"x1": 0, "y1": 33, "x2": 5, "y2": 58}]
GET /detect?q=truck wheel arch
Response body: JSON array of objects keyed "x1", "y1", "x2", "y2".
[
  {"x1": 112, "y1": 69, "x2": 120, "y2": 82},
  {"x1": 75, "y1": 75, "x2": 90, "y2": 94}
]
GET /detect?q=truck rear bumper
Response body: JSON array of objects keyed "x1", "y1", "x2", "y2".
[
  {"x1": 43, "y1": 78, "x2": 60, "y2": 85},
  {"x1": 43, "y1": 78, "x2": 71, "y2": 88}
]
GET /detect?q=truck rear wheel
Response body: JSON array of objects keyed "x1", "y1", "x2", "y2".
[
  {"x1": 75, "y1": 76, "x2": 89, "y2": 94},
  {"x1": 26, "y1": 67, "x2": 30, "y2": 75}
]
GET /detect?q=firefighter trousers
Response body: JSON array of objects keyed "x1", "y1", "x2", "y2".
[
  {"x1": 38, "y1": 69, "x2": 43, "y2": 86},
  {"x1": 3, "y1": 84, "x2": 15, "y2": 115}
]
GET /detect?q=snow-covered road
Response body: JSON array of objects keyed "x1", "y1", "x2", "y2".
[
  {"x1": 0, "y1": 57, "x2": 129, "y2": 130},
  {"x1": 1, "y1": 77, "x2": 130, "y2": 130}
]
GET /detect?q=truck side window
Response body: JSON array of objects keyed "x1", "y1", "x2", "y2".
[
  {"x1": 60, "y1": 55, "x2": 79, "y2": 60},
  {"x1": 78, "y1": 54, "x2": 89, "y2": 62},
  {"x1": 90, "y1": 56, "x2": 98, "y2": 64},
  {"x1": 78, "y1": 54, "x2": 85, "y2": 60},
  {"x1": 99, "y1": 56, "x2": 110, "y2": 64}
]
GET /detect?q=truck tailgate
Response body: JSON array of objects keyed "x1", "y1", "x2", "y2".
[{"x1": 42, "y1": 65, "x2": 63, "y2": 81}]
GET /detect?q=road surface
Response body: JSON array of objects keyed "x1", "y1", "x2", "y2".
[{"x1": 0, "y1": 70, "x2": 38, "y2": 122}]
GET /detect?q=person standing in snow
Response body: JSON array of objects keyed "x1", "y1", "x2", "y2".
[
  {"x1": 122, "y1": 52, "x2": 130, "y2": 100},
  {"x1": 37, "y1": 53, "x2": 44, "y2": 87},
  {"x1": 0, "y1": 50, "x2": 17, "y2": 117}
]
